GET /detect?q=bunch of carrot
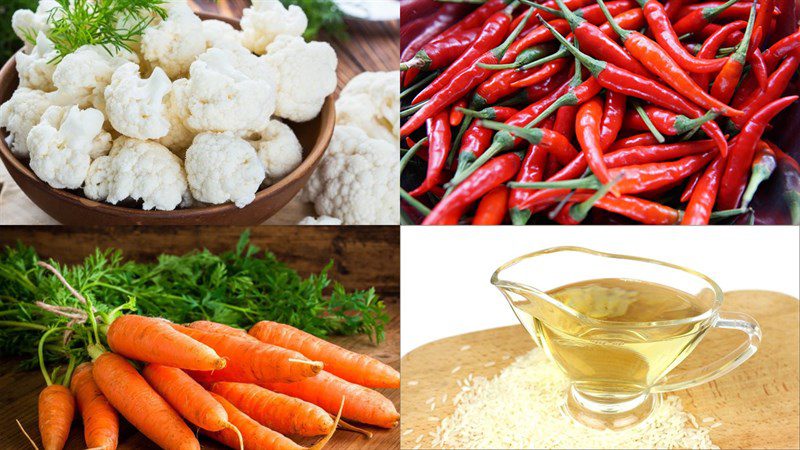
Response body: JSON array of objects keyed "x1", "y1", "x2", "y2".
[
  {"x1": 400, "y1": 0, "x2": 800, "y2": 225},
  {"x1": 29, "y1": 265, "x2": 399, "y2": 450}
]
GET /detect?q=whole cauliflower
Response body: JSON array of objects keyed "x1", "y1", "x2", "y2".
[
  {"x1": 16, "y1": 32, "x2": 58, "y2": 92},
  {"x1": 27, "y1": 105, "x2": 111, "y2": 189},
  {"x1": 140, "y1": 1, "x2": 206, "y2": 79},
  {"x1": 336, "y1": 71, "x2": 400, "y2": 144},
  {"x1": 157, "y1": 78, "x2": 196, "y2": 156},
  {"x1": 185, "y1": 133, "x2": 265, "y2": 208},
  {"x1": 241, "y1": 0, "x2": 308, "y2": 55},
  {"x1": 245, "y1": 120, "x2": 303, "y2": 185},
  {"x1": 182, "y1": 48, "x2": 276, "y2": 132},
  {"x1": 263, "y1": 36, "x2": 337, "y2": 122},
  {"x1": 84, "y1": 137, "x2": 189, "y2": 211},
  {"x1": 305, "y1": 126, "x2": 398, "y2": 225},
  {"x1": 0, "y1": 88, "x2": 56, "y2": 157},
  {"x1": 298, "y1": 216, "x2": 342, "y2": 225},
  {"x1": 105, "y1": 63, "x2": 172, "y2": 139},
  {"x1": 52, "y1": 45, "x2": 139, "y2": 110},
  {"x1": 11, "y1": 0, "x2": 61, "y2": 52},
  {"x1": 203, "y1": 19, "x2": 243, "y2": 50}
]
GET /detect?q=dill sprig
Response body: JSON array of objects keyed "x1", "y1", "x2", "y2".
[{"x1": 47, "y1": 0, "x2": 167, "y2": 61}]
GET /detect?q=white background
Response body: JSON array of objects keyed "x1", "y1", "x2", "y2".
[{"x1": 400, "y1": 227, "x2": 800, "y2": 356}]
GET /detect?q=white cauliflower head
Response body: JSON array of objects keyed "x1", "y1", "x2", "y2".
[
  {"x1": 157, "y1": 78, "x2": 196, "y2": 156},
  {"x1": 263, "y1": 35, "x2": 337, "y2": 122},
  {"x1": 0, "y1": 88, "x2": 56, "y2": 157},
  {"x1": 52, "y1": 45, "x2": 139, "y2": 110},
  {"x1": 298, "y1": 216, "x2": 342, "y2": 225},
  {"x1": 16, "y1": 32, "x2": 58, "y2": 92},
  {"x1": 183, "y1": 47, "x2": 276, "y2": 132},
  {"x1": 11, "y1": 0, "x2": 61, "y2": 52},
  {"x1": 241, "y1": 0, "x2": 308, "y2": 55},
  {"x1": 185, "y1": 132, "x2": 265, "y2": 208},
  {"x1": 202, "y1": 19, "x2": 243, "y2": 51},
  {"x1": 305, "y1": 125, "x2": 399, "y2": 225},
  {"x1": 104, "y1": 63, "x2": 172, "y2": 139},
  {"x1": 140, "y1": 1, "x2": 205, "y2": 79},
  {"x1": 84, "y1": 137, "x2": 189, "y2": 211},
  {"x1": 245, "y1": 120, "x2": 303, "y2": 185},
  {"x1": 27, "y1": 105, "x2": 111, "y2": 189},
  {"x1": 336, "y1": 71, "x2": 400, "y2": 144}
]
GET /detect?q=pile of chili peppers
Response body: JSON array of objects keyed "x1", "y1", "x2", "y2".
[{"x1": 400, "y1": 0, "x2": 800, "y2": 225}]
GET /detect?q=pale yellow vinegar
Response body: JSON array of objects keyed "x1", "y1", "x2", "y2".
[{"x1": 515, "y1": 279, "x2": 711, "y2": 397}]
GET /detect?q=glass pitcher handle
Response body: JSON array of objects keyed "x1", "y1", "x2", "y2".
[{"x1": 652, "y1": 311, "x2": 762, "y2": 393}]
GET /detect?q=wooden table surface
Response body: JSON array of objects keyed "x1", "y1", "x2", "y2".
[
  {"x1": 0, "y1": 0, "x2": 400, "y2": 225},
  {"x1": 0, "y1": 227, "x2": 400, "y2": 449}
]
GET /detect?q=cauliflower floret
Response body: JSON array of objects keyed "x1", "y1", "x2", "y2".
[
  {"x1": 305, "y1": 126, "x2": 398, "y2": 225},
  {"x1": 84, "y1": 137, "x2": 189, "y2": 211},
  {"x1": 298, "y1": 216, "x2": 342, "y2": 225},
  {"x1": 183, "y1": 48, "x2": 276, "y2": 132},
  {"x1": 140, "y1": 1, "x2": 205, "y2": 79},
  {"x1": 241, "y1": 0, "x2": 307, "y2": 55},
  {"x1": 0, "y1": 88, "x2": 56, "y2": 157},
  {"x1": 52, "y1": 45, "x2": 139, "y2": 110},
  {"x1": 336, "y1": 71, "x2": 400, "y2": 144},
  {"x1": 157, "y1": 78, "x2": 196, "y2": 156},
  {"x1": 104, "y1": 63, "x2": 172, "y2": 139},
  {"x1": 203, "y1": 19, "x2": 243, "y2": 50},
  {"x1": 185, "y1": 132, "x2": 265, "y2": 208},
  {"x1": 245, "y1": 120, "x2": 303, "y2": 185},
  {"x1": 263, "y1": 35, "x2": 337, "y2": 122},
  {"x1": 11, "y1": 0, "x2": 61, "y2": 52},
  {"x1": 16, "y1": 32, "x2": 58, "y2": 92},
  {"x1": 27, "y1": 105, "x2": 110, "y2": 189},
  {"x1": 36, "y1": 105, "x2": 113, "y2": 159}
]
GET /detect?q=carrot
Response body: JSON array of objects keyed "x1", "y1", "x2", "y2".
[
  {"x1": 188, "y1": 321, "x2": 253, "y2": 340},
  {"x1": 249, "y1": 321, "x2": 400, "y2": 389},
  {"x1": 142, "y1": 364, "x2": 243, "y2": 449},
  {"x1": 174, "y1": 324, "x2": 323, "y2": 383},
  {"x1": 39, "y1": 385, "x2": 75, "y2": 450},
  {"x1": 107, "y1": 315, "x2": 225, "y2": 371},
  {"x1": 92, "y1": 353, "x2": 200, "y2": 450},
  {"x1": 70, "y1": 363, "x2": 118, "y2": 450},
  {"x1": 212, "y1": 381, "x2": 334, "y2": 437},
  {"x1": 263, "y1": 371, "x2": 399, "y2": 429},
  {"x1": 203, "y1": 392, "x2": 342, "y2": 450}
]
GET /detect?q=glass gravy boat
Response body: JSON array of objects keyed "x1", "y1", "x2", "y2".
[{"x1": 491, "y1": 247, "x2": 761, "y2": 431}]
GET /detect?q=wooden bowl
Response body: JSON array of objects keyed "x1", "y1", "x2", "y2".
[{"x1": 0, "y1": 12, "x2": 335, "y2": 225}]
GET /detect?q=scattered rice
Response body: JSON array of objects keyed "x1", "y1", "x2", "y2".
[
  {"x1": 431, "y1": 348, "x2": 719, "y2": 449},
  {"x1": 425, "y1": 397, "x2": 435, "y2": 405},
  {"x1": 451, "y1": 366, "x2": 462, "y2": 374},
  {"x1": 428, "y1": 416, "x2": 440, "y2": 422},
  {"x1": 484, "y1": 361, "x2": 496, "y2": 367},
  {"x1": 430, "y1": 402, "x2": 436, "y2": 411},
  {"x1": 702, "y1": 417, "x2": 715, "y2": 423},
  {"x1": 403, "y1": 429, "x2": 414, "y2": 436},
  {"x1": 710, "y1": 423, "x2": 722, "y2": 429},
  {"x1": 413, "y1": 445, "x2": 421, "y2": 449},
  {"x1": 441, "y1": 393, "x2": 448, "y2": 403},
  {"x1": 502, "y1": 354, "x2": 511, "y2": 360},
  {"x1": 407, "y1": 380, "x2": 419, "y2": 386},
  {"x1": 415, "y1": 435, "x2": 424, "y2": 444},
  {"x1": 460, "y1": 345, "x2": 472, "y2": 351}
]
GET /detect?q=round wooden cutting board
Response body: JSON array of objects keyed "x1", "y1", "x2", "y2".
[{"x1": 401, "y1": 290, "x2": 800, "y2": 449}]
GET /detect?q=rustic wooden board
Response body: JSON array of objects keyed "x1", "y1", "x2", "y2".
[
  {"x1": 0, "y1": 227, "x2": 400, "y2": 449},
  {"x1": 401, "y1": 291, "x2": 800, "y2": 449}
]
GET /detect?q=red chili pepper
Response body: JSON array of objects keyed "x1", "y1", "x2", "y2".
[
  {"x1": 691, "y1": 20, "x2": 748, "y2": 89},
  {"x1": 732, "y1": 53, "x2": 800, "y2": 128},
  {"x1": 473, "y1": 185, "x2": 510, "y2": 225},
  {"x1": 682, "y1": 155, "x2": 726, "y2": 224},
  {"x1": 609, "y1": 132, "x2": 660, "y2": 150},
  {"x1": 680, "y1": 171, "x2": 703, "y2": 202},
  {"x1": 553, "y1": 104, "x2": 578, "y2": 139},
  {"x1": 599, "y1": 91, "x2": 627, "y2": 149},
  {"x1": 598, "y1": 8, "x2": 646, "y2": 38},
  {"x1": 663, "y1": 0, "x2": 685, "y2": 21},
  {"x1": 401, "y1": 3, "x2": 470, "y2": 86},
  {"x1": 710, "y1": 3, "x2": 756, "y2": 103},
  {"x1": 623, "y1": 106, "x2": 718, "y2": 135},
  {"x1": 424, "y1": 153, "x2": 522, "y2": 225},
  {"x1": 401, "y1": 0, "x2": 441, "y2": 24},
  {"x1": 541, "y1": 18, "x2": 731, "y2": 156},
  {"x1": 402, "y1": 27, "x2": 480, "y2": 72},
  {"x1": 402, "y1": 8, "x2": 532, "y2": 137},
  {"x1": 502, "y1": 19, "x2": 573, "y2": 65},
  {"x1": 525, "y1": 0, "x2": 639, "y2": 26},
  {"x1": 502, "y1": 68, "x2": 573, "y2": 106},
  {"x1": 450, "y1": 98, "x2": 468, "y2": 127},
  {"x1": 455, "y1": 106, "x2": 518, "y2": 172},
  {"x1": 569, "y1": 192, "x2": 684, "y2": 224},
  {"x1": 740, "y1": 141, "x2": 777, "y2": 208},
  {"x1": 510, "y1": 58, "x2": 569, "y2": 88},
  {"x1": 762, "y1": 30, "x2": 800, "y2": 70},
  {"x1": 475, "y1": 45, "x2": 558, "y2": 105},
  {"x1": 678, "y1": 2, "x2": 755, "y2": 22},
  {"x1": 508, "y1": 117, "x2": 556, "y2": 225},
  {"x1": 479, "y1": 120, "x2": 580, "y2": 165},
  {"x1": 750, "y1": 0, "x2": 773, "y2": 49},
  {"x1": 598, "y1": 0, "x2": 741, "y2": 117},
  {"x1": 671, "y1": 0, "x2": 741, "y2": 36},
  {"x1": 409, "y1": 112, "x2": 451, "y2": 197},
  {"x1": 412, "y1": 9, "x2": 514, "y2": 105},
  {"x1": 576, "y1": 96, "x2": 614, "y2": 186},
  {"x1": 747, "y1": 47, "x2": 768, "y2": 91},
  {"x1": 717, "y1": 95, "x2": 798, "y2": 209}
]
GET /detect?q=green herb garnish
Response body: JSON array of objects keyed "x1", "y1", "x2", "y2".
[{"x1": 281, "y1": 0, "x2": 348, "y2": 40}]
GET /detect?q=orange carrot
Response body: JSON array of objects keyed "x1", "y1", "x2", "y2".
[
  {"x1": 107, "y1": 315, "x2": 225, "y2": 371},
  {"x1": 249, "y1": 321, "x2": 400, "y2": 389},
  {"x1": 212, "y1": 382, "x2": 334, "y2": 437},
  {"x1": 92, "y1": 353, "x2": 200, "y2": 450},
  {"x1": 174, "y1": 324, "x2": 323, "y2": 383},
  {"x1": 70, "y1": 363, "x2": 118, "y2": 450},
  {"x1": 188, "y1": 321, "x2": 253, "y2": 340},
  {"x1": 39, "y1": 384, "x2": 75, "y2": 450},
  {"x1": 203, "y1": 393, "x2": 341, "y2": 450},
  {"x1": 263, "y1": 371, "x2": 399, "y2": 428}
]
